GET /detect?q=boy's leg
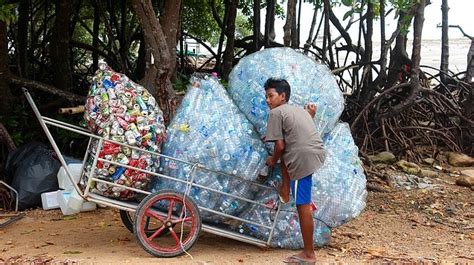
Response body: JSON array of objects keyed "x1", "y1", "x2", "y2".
[
  {"x1": 279, "y1": 158, "x2": 291, "y2": 203},
  {"x1": 296, "y1": 203, "x2": 315, "y2": 259},
  {"x1": 284, "y1": 175, "x2": 316, "y2": 263}
]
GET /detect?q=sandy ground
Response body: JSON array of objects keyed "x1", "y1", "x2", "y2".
[{"x1": 1, "y1": 166, "x2": 473, "y2": 264}]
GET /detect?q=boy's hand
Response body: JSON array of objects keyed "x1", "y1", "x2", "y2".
[
  {"x1": 266, "y1": 156, "x2": 276, "y2": 167},
  {"x1": 304, "y1": 103, "x2": 317, "y2": 118}
]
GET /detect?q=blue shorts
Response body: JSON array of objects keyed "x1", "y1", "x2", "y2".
[{"x1": 290, "y1": 174, "x2": 313, "y2": 205}]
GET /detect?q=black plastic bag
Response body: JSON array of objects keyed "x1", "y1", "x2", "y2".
[{"x1": 5, "y1": 142, "x2": 61, "y2": 210}]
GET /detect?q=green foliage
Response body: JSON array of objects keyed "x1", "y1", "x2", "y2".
[
  {"x1": 174, "y1": 73, "x2": 191, "y2": 92},
  {"x1": 235, "y1": 13, "x2": 252, "y2": 39},
  {"x1": 182, "y1": 0, "x2": 223, "y2": 46},
  {"x1": 0, "y1": 106, "x2": 35, "y2": 146},
  {"x1": 388, "y1": 0, "x2": 414, "y2": 12},
  {"x1": 0, "y1": 0, "x2": 16, "y2": 26}
]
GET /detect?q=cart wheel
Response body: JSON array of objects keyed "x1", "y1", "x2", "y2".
[
  {"x1": 120, "y1": 210, "x2": 134, "y2": 233},
  {"x1": 134, "y1": 189, "x2": 201, "y2": 258},
  {"x1": 120, "y1": 209, "x2": 172, "y2": 236}
]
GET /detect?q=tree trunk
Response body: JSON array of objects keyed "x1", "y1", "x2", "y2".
[
  {"x1": 0, "y1": 21, "x2": 12, "y2": 116},
  {"x1": 357, "y1": 1, "x2": 375, "y2": 105},
  {"x1": 362, "y1": 1, "x2": 373, "y2": 64},
  {"x1": 293, "y1": 0, "x2": 301, "y2": 48},
  {"x1": 92, "y1": 0, "x2": 100, "y2": 72},
  {"x1": 135, "y1": 32, "x2": 146, "y2": 80},
  {"x1": 252, "y1": 0, "x2": 261, "y2": 53},
  {"x1": 378, "y1": 0, "x2": 387, "y2": 82},
  {"x1": 131, "y1": 0, "x2": 178, "y2": 123},
  {"x1": 17, "y1": 0, "x2": 29, "y2": 78},
  {"x1": 322, "y1": 0, "x2": 330, "y2": 62},
  {"x1": 160, "y1": 0, "x2": 182, "y2": 80},
  {"x1": 212, "y1": 0, "x2": 227, "y2": 73},
  {"x1": 221, "y1": 0, "x2": 238, "y2": 80},
  {"x1": 0, "y1": 122, "x2": 16, "y2": 152},
  {"x1": 440, "y1": 0, "x2": 449, "y2": 83},
  {"x1": 386, "y1": 9, "x2": 414, "y2": 88},
  {"x1": 467, "y1": 39, "x2": 474, "y2": 83},
  {"x1": 382, "y1": 0, "x2": 426, "y2": 118},
  {"x1": 283, "y1": 0, "x2": 296, "y2": 47},
  {"x1": 50, "y1": 0, "x2": 73, "y2": 92},
  {"x1": 264, "y1": 0, "x2": 276, "y2": 47},
  {"x1": 304, "y1": 6, "x2": 318, "y2": 51}
]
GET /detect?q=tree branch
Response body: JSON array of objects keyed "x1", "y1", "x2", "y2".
[{"x1": 9, "y1": 75, "x2": 86, "y2": 103}]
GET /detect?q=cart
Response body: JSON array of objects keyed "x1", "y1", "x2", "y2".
[{"x1": 23, "y1": 88, "x2": 282, "y2": 258}]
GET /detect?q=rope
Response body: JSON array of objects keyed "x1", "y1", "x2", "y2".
[{"x1": 177, "y1": 163, "x2": 199, "y2": 259}]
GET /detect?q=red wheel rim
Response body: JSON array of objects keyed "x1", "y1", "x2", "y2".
[{"x1": 137, "y1": 194, "x2": 198, "y2": 254}]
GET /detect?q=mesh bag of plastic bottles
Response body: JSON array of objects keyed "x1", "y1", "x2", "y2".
[
  {"x1": 82, "y1": 61, "x2": 166, "y2": 199},
  {"x1": 312, "y1": 123, "x2": 367, "y2": 227},
  {"x1": 235, "y1": 123, "x2": 366, "y2": 248},
  {"x1": 151, "y1": 76, "x2": 268, "y2": 222},
  {"x1": 235, "y1": 167, "x2": 332, "y2": 249},
  {"x1": 228, "y1": 47, "x2": 344, "y2": 138}
]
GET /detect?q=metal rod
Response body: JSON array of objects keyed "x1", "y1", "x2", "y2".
[
  {"x1": 86, "y1": 194, "x2": 138, "y2": 212},
  {"x1": 202, "y1": 224, "x2": 267, "y2": 247},
  {"x1": 90, "y1": 177, "x2": 152, "y2": 195},
  {"x1": 78, "y1": 137, "x2": 93, "y2": 190},
  {"x1": 199, "y1": 206, "x2": 273, "y2": 230},
  {"x1": 0, "y1": 181, "x2": 19, "y2": 212},
  {"x1": 97, "y1": 158, "x2": 272, "y2": 208},
  {"x1": 83, "y1": 138, "x2": 103, "y2": 197},
  {"x1": 42, "y1": 116, "x2": 91, "y2": 133},
  {"x1": 23, "y1": 88, "x2": 84, "y2": 197},
  {"x1": 266, "y1": 202, "x2": 282, "y2": 245}
]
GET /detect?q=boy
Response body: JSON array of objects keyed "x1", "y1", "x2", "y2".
[{"x1": 264, "y1": 78, "x2": 326, "y2": 264}]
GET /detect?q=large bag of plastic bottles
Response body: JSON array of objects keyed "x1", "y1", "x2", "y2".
[
  {"x1": 228, "y1": 47, "x2": 344, "y2": 138},
  {"x1": 83, "y1": 61, "x2": 166, "y2": 199},
  {"x1": 151, "y1": 76, "x2": 268, "y2": 222},
  {"x1": 235, "y1": 166, "x2": 332, "y2": 249},
  {"x1": 312, "y1": 123, "x2": 367, "y2": 227},
  {"x1": 234, "y1": 123, "x2": 366, "y2": 249}
]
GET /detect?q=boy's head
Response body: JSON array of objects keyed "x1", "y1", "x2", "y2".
[{"x1": 264, "y1": 78, "x2": 291, "y2": 109}]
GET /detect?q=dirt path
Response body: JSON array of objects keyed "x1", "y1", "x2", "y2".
[{"x1": 1, "y1": 172, "x2": 473, "y2": 264}]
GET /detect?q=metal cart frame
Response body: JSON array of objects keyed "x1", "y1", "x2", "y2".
[{"x1": 23, "y1": 88, "x2": 281, "y2": 257}]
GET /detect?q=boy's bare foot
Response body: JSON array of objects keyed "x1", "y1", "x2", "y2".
[{"x1": 283, "y1": 252, "x2": 316, "y2": 264}]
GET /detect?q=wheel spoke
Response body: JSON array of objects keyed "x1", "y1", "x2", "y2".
[
  {"x1": 169, "y1": 228, "x2": 181, "y2": 246},
  {"x1": 172, "y1": 216, "x2": 193, "y2": 224},
  {"x1": 167, "y1": 199, "x2": 175, "y2": 219},
  {"x1": 147, "y1": 225, "x2": 166, "y2": 241},
  {"x1": 145, "y1": 209, "x2": 166, "y2": 223}
]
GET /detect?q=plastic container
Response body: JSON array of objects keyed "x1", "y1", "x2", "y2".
[
  {"x1": 57, "y1": 190, "x2": 80, "y2": 215},
  {"x1": 41, "y1": 190, "x2": 60, "y2": 210},
  {"x1": 67, "y1": 188, "x2": 85, "y2": 212},
  {"x1": 57, "y1": 163, "x2": 83, "y2": 190}
]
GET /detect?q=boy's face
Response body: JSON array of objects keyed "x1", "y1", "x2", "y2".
[{"x1": 265, "y1": 88, "x2": 286, "y2": 109}]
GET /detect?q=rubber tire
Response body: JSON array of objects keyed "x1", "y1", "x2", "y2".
[
  {"x1": 120, "y1": 209, "x2": 172, "y2": 237},
  {"x1": 134, "y1": 189, "x2": 202, "y2": 258},
  {"x1": 119, "y1": 210, "x2": 134, "y2": 233}
]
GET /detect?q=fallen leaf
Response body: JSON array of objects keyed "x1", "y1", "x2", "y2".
[
  {"x1": 63, "y1": 251, "x2": 83, "y2": 254},
  {"x1": 366, "y1": 247, "x2": 387, "y2": 257},
  {"x1": 5, "y1": 241, "x2": 12, "y2": 245},
  {"x1": 63, "y1": 216, "x2": 77, "y2": 221}
]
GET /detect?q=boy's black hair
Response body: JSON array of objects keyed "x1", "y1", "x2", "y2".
[{"x1": 264, "y1": 78, "x2": 291, "y2": 102}]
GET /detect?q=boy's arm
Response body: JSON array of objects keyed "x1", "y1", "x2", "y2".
[{"x1": 266, "y1": 139, "x2": 285, "y2": 167}]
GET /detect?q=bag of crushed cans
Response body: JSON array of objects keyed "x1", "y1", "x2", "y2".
[{"x1": 83, "y1": 61, "x2": 166, "y2": 199}]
